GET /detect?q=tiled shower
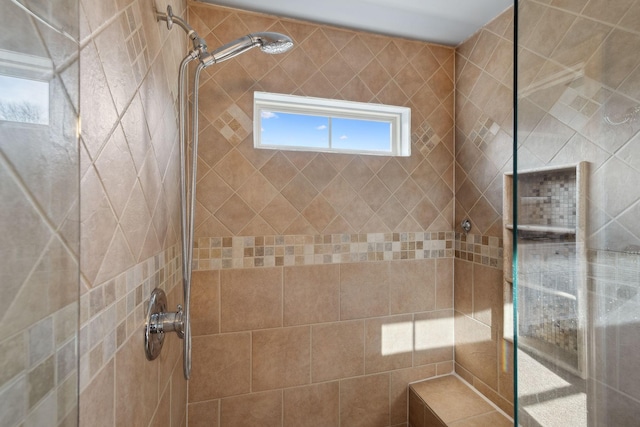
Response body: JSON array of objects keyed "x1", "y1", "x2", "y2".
[{"x1": 2, "y1": 0, "x2": 640, "y2": 426}]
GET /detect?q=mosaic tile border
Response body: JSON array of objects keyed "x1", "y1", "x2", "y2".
[
  {"x1": 79, "y1": 245, "x2": 181, "y2": 391},
  {"x1": 193, "y1": 232, "x2": 456, "y2": 271},
  {"x1": 0, "y1": 302, "x2": 79, "y2": 426},
  {"x1": 454, "y1": 232, "x2": 504, "y2": 269}
]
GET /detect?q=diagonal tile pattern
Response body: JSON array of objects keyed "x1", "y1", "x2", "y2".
[
  {"x1": 189, "y1": 3, "x2": 456, "y2": 238},
  {"x1": 455, "y1": 7, "x2": 514, "y2": 237},
  {"x1": 75, "y1": 1, "x2": 189, "y2": 427},
  {"x1": 80, "y1": 0, "x2": 184, "y2": 289},
  {"x1": 511, "y1": 0, "x2": 640, "y2": 250}
]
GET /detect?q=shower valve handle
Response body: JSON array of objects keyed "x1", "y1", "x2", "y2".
[
  {"x1": 148, "y1": 305, "x2": 184, "y2": 338},
  {"x1": 144, "y1": 288, "x2": 184, "y2": 361}
]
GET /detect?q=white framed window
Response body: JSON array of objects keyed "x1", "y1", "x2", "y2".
[
  {"x1": 0, "y1": 49, "x2": 52, "y2": 126},
  {"x1": 253, "y1": 91, "x2": 411, "y2": 157}
]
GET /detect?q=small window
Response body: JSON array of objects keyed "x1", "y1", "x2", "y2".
[
  {"x1": 0, "y1": 49, "x2": 51, "y2": 126},
  {"x1": 254, "y1": 92, "x2": 410, "y2": 156},
  {"x1": 0, "y1": 75, "x2": 49, "y2": 125}
]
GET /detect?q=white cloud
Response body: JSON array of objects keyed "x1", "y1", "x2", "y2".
[
  {"x1": 340, "y1": 135, "x2": 348, "y2": 140},
  {"x1": 261, "y1": 111, "x2": 278, "y2": 119},
  {"x1": 316, "y1": 125, "x2": 327, "y2": 130}
]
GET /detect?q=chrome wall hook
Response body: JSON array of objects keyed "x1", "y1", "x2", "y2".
[{"x1": 461, "y1": 219, "x2": 472, "y2": 234}]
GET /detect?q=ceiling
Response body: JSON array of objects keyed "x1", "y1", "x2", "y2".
[{"x1": 198, "y1": 0, "x2": 513, "y2": 46}]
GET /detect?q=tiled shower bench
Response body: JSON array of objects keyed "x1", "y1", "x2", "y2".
[{"x1": 409, "y1": 375, "x2": 512, "y2": 427}]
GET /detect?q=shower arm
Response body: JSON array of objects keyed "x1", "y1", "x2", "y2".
[{"x1": 156, "y1": 5, "x2": 208, "y2": 55}]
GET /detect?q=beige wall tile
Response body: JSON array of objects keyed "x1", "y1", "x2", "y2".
[
  {"x1": 365, "y1": 315, "x2": 414, "y2": 374},
  {"x1": 340, "y1": 374, "x2": 390, "y2": 427},
  {"x1": 414, "y1": 310, "x2": 454, "y2": 366},
  {"x1": 115, "y1": 333, "x2": 159, "y2": 427},
  {"x1": 259, "y1": 152, "x2": 299, "y2": 190},
  {"x1": 191, "y1": 270, "x2": 220, "y2": 336},
  {"x1": 220, "y1": 391, "x2": 282, "y2": 427},
  {"x1": 214, "y1": 194, "x2": 256, "y2": 235},
  {"x1": 189, "y1": 333, "x2": 251, "y2": 402},
  {"x1": 188, "y1": 400, "x2": 219, "y2": 427},
  {"x1": 437, "y1": 361, "x2": 455, "y2": 376},
  {"x1": 0, "y1": 333, "x2": 25, "y2": 388},
  {"x1": 390, "y1": 365, "x2": 438, "y2": 425},
  {"x1": 454, "y1": 313, "x2": 498, "y2": 390},
  {"x1": 284, "y1": 264, "x2": 339, "y2": 326},
  {"x1": 79, "y1": 360, "x2": 114, "y2": 427},
  {"x1": 149, "y1": 384, "x2": 170, "y2": 427},
  {"x1": 171, "y1": 355, "x2": 188, "y2": 427},
  {"x1": 311, "y1": 321, "x2": 365, "y2": 382},
  {"x1": 220, "y1": 268, "x2": 283, "y2": 332},
  {"x1": 283, "y1": 382, "x2": 339, "y2": 427},
  {"x1": 497, "y1": 339, "x2": 514, "y2": 405},
  {"x1": 408, "y1": 388, "x2": 426, "y2": 427},
  {"x1": 389, "y1": 260, "x2": 436, "y2": 314},
  {"x1": 281, "y1": 174, "x2": 319, "y2": 211},
  {"x1": 472, "y1": 264, "x2": 503, "y2": 328},
  {"x1": 340, "y1": 262, "x2": 389, "y2": 320},
  {"x1": 252, "y1": 326, "x2": 311, "y2": 391},
  {"x1": 454, "y1": 259, "x2": 473, "y2": 316},
  {"x1": 436, "y1": 258, "x2": 454, "y2": 309}
]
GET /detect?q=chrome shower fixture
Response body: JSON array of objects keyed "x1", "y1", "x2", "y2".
[
  {"x1": 156, "y1": 5, "x2": 208, "y2": 55},
  {"x1": 201, "y1": 32, "x2": 294, "y2": 66},
  {"x1": 146, "y1": 5, "x2": 293, "y2": 381},
  {"x1": 155, "y1": 6, "x2": 293, "y2": 67}
]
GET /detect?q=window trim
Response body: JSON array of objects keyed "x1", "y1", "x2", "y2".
[{"x1": 253, "y1": 91, "x2": 411, "y2": 156}]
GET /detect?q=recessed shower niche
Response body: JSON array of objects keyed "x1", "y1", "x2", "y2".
[{"x1": 503, "y1": 162, "x2": 588, "y2": 377}]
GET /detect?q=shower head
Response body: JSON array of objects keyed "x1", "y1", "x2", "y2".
[
  {"x1": 201, "y1": 32, "x2": 294, "y2": 67},
  {"x1": 253, "y1": 32, "x2": 295, "y2": 54}
]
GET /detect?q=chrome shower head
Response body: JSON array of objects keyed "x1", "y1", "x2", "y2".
[
  {"x1": 202, "y1": 32, "x2": 294, "y2": 67},
  {"x1": 252, "y1": 32, "x2": 295, "y2": 54}
]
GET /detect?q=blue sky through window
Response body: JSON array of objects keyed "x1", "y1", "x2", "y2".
[
  {"x1": 261, "y1": 111, "x2": 328, "y2": 148},
  {"x1": 331, "y1": 117, "x2": 391, "y2": 152},
  {"x1": 260, "y1": 110, "x2": 391, "y2": 153}
]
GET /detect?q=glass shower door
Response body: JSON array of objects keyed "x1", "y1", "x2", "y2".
[
  {"x1": 516, "y1": 0, "x2": 640, "y2": 425},
  {"x1": 0, "y1": 0, "x2": 79, "y2": 425}
]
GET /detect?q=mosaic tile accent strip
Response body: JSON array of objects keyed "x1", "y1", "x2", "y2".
[
  {"x1": 454, "y1": 232, "x2": 503, "y2": 269},
  {"x1": 78, "y1": 244, "x2": 181, "y2": 391},
  {"x1": 0, "y1": 303, "x2": 78, "y2": 426},
  {"x1": 193, "y1": 232, "x2": 455, "y2": 270},
  {"x1": 120, "y1": 3, "x2": 149, "y2": 86}
]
